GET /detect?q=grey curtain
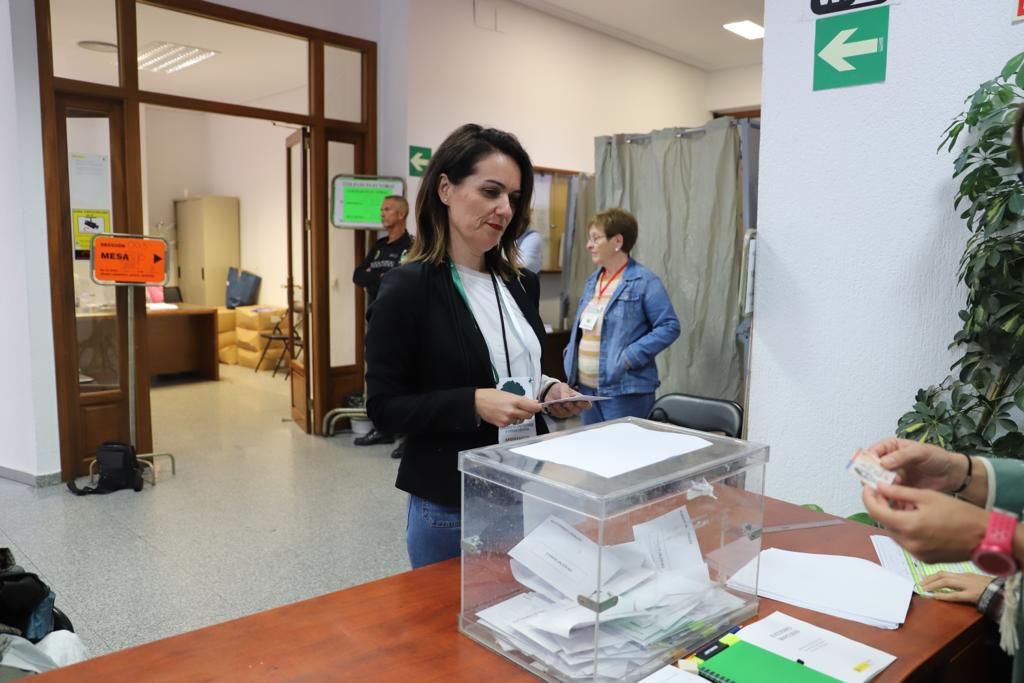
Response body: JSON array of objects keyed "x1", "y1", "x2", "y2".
[
  {"x1": 564, "y1": 174, "x2": 596, "y2": 328},
  {"x1": 593, "y1": 118, "x2": 742, "y2": 401}
]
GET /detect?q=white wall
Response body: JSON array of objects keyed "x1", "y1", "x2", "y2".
[
  {"x1": 749, "y1": 1, "x2": 1021, "y2": 515},
  {"x1": 204, "y1": 112, "x2": 294, "y2": 308},
  {"x1": 0, "y1": 0, "x2": 59, "y2": 481},
  {"x1": 407, "y1": 0, "x2": 710, "y2": 177},
  {"x1": 143, "y1": 104, "x2": 297, "y2": 308},
  {"x1": 706, "y1": 64, "x2": 762, "y2": 114}
]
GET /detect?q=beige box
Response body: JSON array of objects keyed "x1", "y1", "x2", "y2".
[
  {"x1": 217, "y1": 307, "x2": 236, "y2": 333},
  {"x1": 237, "y1": 346, "x2": 284, "y2": 371},
  {"x1": 236, "y1": 328, "x2": 265, "y2": 352},
  {"x1": 218, "y1": 345, "x2": 238, "y2": 365},
  {"x1": 236, "y1": 305, "x2": 286, "y2": 332},
  {"x1": 218, "y1": 330, "x2": 237, "y2": 349}
]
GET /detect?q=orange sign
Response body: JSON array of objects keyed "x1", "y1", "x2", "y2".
[{"x1": 92, "y1": 235, "x2": 167, "y2": 284}]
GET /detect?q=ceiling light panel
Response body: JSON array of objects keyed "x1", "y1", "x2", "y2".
[
  {"x1": 137, "y1": 41, "x2": 218, "y2": 74},
  {"x1": 723, "y1": 21, "x2": 764, "y2": 41}
]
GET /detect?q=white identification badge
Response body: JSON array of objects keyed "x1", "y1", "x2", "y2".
[
  {"x1": 579, "y1": 300, "x2": 604, "y2": 332},
  {"x1": 497, "y1": 376, "x2": 537, "y2": 444}
]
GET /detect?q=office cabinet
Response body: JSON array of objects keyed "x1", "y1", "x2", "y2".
[{"x1": 175, "y1": 196, "x2": 240, "y2": 306}]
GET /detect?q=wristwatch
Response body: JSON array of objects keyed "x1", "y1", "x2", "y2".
[{"x1": 971, "y1": 508, "x2": 1020, "y2": 576}]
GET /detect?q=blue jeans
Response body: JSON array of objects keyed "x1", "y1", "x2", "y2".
[
  {"x1": 581, "y1": 390, "x2": 656, "y2": 425},
  {"x1": 406, "y1": 494, "x2": 461, "y2": 569}
]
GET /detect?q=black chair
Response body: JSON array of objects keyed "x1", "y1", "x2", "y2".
[
  {"x1": 255, "y1": 317, "x2": 290, "y2": 375},
  {"x1": 163, "y1": 286, "x2": 183, "y2": 303},
  {"x1": 647, "y1": 392, "x2": 743, "y2": 438}
]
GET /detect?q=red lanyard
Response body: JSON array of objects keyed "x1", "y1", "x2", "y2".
[{"x1": 598, "y1": 263, "x2": 628, "y2": 298}]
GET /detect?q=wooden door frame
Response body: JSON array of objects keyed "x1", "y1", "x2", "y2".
[
  {"x1": 35, "y1": 0, "x2": 377, "y2": 478},
  {"x1": 52, "y1": 94, "x2": 141, "y2": 475},
  {"x1": 321, "y1": 130, "x2": 371, "y2": 419},
  {"x1": 286, "y1": 127, "x2": 311, "y2": 431}
]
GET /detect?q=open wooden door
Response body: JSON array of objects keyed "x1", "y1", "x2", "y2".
[
  {"x1": 286, "y1": 128, "x2": 312, "y2": 431},
  {"x1": 53, "y1": 94, "x2": 152, "y2": 476}
]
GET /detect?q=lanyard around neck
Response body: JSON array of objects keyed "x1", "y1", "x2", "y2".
[
  {"x1": 449, "y1": 262, "x2": 511, "y2": 382},
  {"x1": 598, "y1": 262, "x2": 628, "y2": 298}
]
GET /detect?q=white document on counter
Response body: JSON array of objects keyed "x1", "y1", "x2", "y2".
[
  {"x1": 729, "y1": 548, "x2": 913, "y2": 629},
  {"x1": 637, "y1": 665, "x2": 705, "y2": 682},
  {"x1": 739, "y1": 611, "x2": 896, "y2": 682},
  {"x1": 511, "y1": 422, "x2": 712, "y2": 478}
]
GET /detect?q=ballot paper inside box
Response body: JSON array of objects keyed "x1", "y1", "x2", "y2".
[{"x1": 457, "y1": 417, "x2": 769, "y2": 683}]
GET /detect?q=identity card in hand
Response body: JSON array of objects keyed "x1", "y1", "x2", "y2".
[
  {"x1": 846, "y1": 448, "x2": 896, "y2": 489},
  {"x1": 539, "y1": 393, "x2": 609, "y2": 408}
]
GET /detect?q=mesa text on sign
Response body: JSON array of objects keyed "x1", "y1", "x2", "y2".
[{"x1": 92, "y1": 235, "x2": 167, "y2": 284}]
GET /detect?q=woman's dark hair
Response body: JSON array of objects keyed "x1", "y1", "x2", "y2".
[
  {"x1": 590, "y1": 208, "x2": 639, "y2": 254},
  {"x1": 408, "y1": 124, "x2": 534, "y2": 279}
]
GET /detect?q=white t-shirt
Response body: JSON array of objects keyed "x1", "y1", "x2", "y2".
[{"x1": 455, "y1": 265, "x2": 544, "y2": 397}]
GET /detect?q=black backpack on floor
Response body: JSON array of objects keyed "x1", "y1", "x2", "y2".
[{"x1": 67, "y1": 441, "x2": 145, "y2": 495}]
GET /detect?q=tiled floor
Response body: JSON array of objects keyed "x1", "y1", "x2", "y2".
[{"x1": 0, "y1": 364, "x2": 409, "y2": 657}]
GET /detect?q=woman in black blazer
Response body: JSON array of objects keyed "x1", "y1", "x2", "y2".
[{"x1": 365, "y1": 124, "x2": 587, "y2": 568}]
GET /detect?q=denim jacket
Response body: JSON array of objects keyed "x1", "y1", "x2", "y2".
[{"x1": 564, "y1": 259, "x2": 680, "y2": 396}]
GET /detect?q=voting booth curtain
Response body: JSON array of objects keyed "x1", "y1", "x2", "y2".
[{"x1": 592, "y1": 119, "x2": 743, "y2": 402}]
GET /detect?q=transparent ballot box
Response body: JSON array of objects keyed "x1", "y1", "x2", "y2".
[{"x1": 457, "y1": 417, "x2": 768, "y2": 682}]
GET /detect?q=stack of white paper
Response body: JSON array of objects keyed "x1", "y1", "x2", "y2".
[
  {"x1": 474, "y1": 509, "x2": 747, "y2": 680},
  {"x1": 728, "y1": 548, "x2": 914, "y2": 629},
  {"x1": 510, "y1": 423, "x2": 712, "y2": 478}
]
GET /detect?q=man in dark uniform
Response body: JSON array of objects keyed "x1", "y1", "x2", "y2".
[
  {"x1": 352, "y1": 195, "x2": 412, "y2": 304},
  {"x1": 352, "y1": 195, "x2": 411, "y2": 450}
]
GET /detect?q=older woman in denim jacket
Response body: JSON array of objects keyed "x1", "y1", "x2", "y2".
[{"x1": 564, "y1": 208, "x2": 680, "y2": 424}]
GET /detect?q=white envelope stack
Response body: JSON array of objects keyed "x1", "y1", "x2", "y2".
[
  {"x1": 728, "y1": 548, "x2": 914, "y2": 629},
  {"x1": 474, "y1": 509, "x2": 747, "y2": 681}
]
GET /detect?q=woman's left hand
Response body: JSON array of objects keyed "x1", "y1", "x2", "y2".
[
  {"x1": 542, "y1": 382, "x2": 591, "y2": 419},
  {"x1": 862, "y1": 483, "x2": 987, "y2": 563},
  {"x1": 919, "y1": 571, "x2": 994, "y2": 604}
]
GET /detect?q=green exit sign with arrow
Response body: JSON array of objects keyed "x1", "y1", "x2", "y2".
[
  {"x1": 409, "y1": 145, "x2": 431, "y2": 177},
  {"x1": 814, "y1": 5, "x2": 889, "y2": 91}
]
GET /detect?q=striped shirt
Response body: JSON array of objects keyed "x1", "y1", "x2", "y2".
[{"x1": 576, "y1": 270, "x2": 624, "y2": 389}]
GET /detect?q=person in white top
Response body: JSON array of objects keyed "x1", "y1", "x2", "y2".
[{"x1": 516, "y1": 228, "x2": 543, "y2": 273}]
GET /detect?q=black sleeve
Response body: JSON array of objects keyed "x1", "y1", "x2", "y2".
[
  {"x1": 352, "y1": 246, "x2": 380, "y2": 288},
  {"x1": 365, "y1": 267, "x2": 480, "y2": 436}
]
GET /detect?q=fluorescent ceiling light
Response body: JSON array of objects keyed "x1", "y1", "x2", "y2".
[
  {"x1": 723, "y1": 21, "x2": 764, "y2": 40},
  {"x1": 138, "y1": 41, "x2": 219, "y2": 74}
]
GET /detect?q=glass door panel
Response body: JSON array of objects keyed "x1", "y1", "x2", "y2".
[
  {"x1": 66, "y1": 113, "x2": 121, "y2": 392},
  {"x1": 327, "y1": 141, "x2": 356, "y2": 368}
]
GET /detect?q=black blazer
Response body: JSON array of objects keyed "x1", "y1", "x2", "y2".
[{"x1": 365, "y1": 261, "x2": 549, "y2": 507}]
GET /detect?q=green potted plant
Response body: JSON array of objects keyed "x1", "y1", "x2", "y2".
[{"x1": 896, "y1": 51, "x2": 1024, "y2": 460}]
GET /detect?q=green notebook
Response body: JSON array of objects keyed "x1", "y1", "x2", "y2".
[{"x1": 697, "y1": 640, "x2": 840, "y2": 683}]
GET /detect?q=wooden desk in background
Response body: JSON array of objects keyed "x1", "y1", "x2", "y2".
[
  {"x1": 36, "y1": 498, "x2": 999, "y2": 682},
  {"x1": 76, "y1": 305, "x2": 219, "y2": 382},
  {"x1": 146, "y1": 305, "x2": 219, "y2": 381}
]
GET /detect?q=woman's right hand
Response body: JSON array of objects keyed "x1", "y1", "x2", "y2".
[
  {"x1": 474, "y1": 389, "x2": 542, "y2": 428},
  {"x1": 865, "y1": 437, "x2": 966, "y2": 492}
]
